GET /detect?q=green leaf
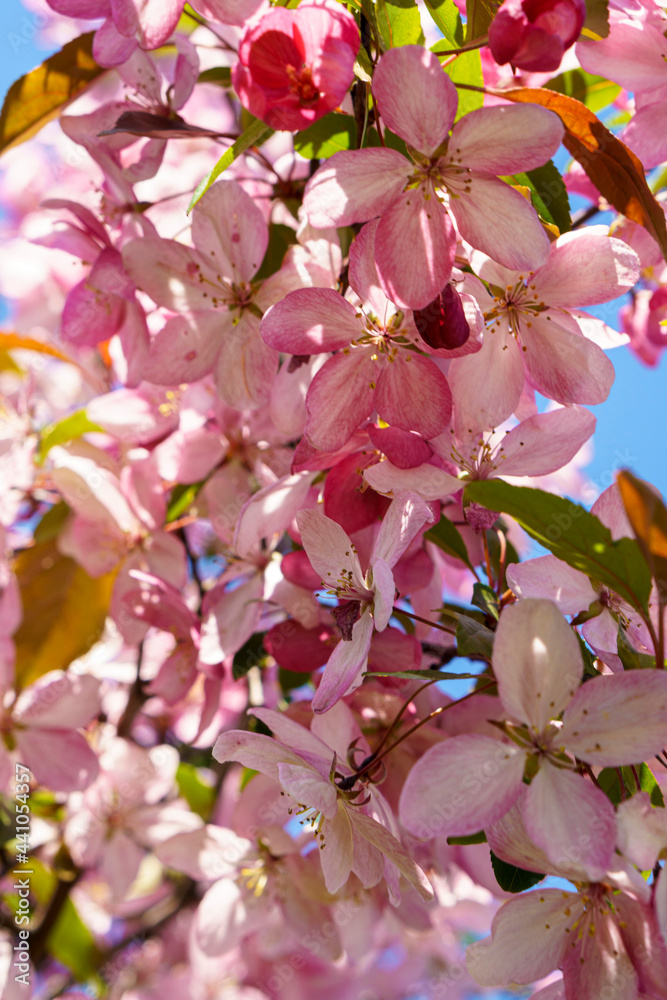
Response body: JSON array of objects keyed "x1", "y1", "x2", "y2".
[
  {"x1": 617, "y1": 626, "x2": 656, "y2": 670},
  {"x1": 517, "y1": 161, "x2": 572, "y2": 233},
  {"x1": 423, "y1": 0, "x2": 463, "y2": 45},
  {"x1": 598, "y1": 763, "x2": 665, "y2": 807},
  {"x1": 441, "y1": 49, "x2": 484, "y2": 119},
  {"x1": 471, "y1": 583, "x2": 500, "y2": 620},
  {"x1": 583, "y1": 0, "x2": 610, "y2": 39},
  {"x1": 447, "y1": 830, "x2": 487, "y2": 845},
  {"x1": 463, "y1": 480, "x2": 652, "y2": 614},
  {"x1": 255, "y1": 223, "x2": 298, "y2": 281},
  {"x1": 176, "y1": 762, "x2": 216, "y2": 819},
  {"x1": 188, "y1": 117, "x2": 274, "y2": 212},
  {"x1": 425, "y1": 515, "x2": 474, "y2": 571},
  {"x1": 48, "y1": 897, "x2": 102, "y2": 979},
  {"x1": 167, "y1": 481, "x2": 205, "y2": 523},
  {"x1": 38, "y1": 409, "x2": 103, "y2": 463},
  {"x1": 33, "y1": 502, "x2": 70, "y2": 544},
  {"x1": 197, "y1": 66, "x2": 232, "y2": 87},
  {"x1": 0, "y1": 33, "x2": 105, "y2": 154},
  {"x1": 545, "y1": 69, "x2": 620, "y2": 114},
  {"x1": 577, "y1": 634, "x2": 601, "y2": 679},
  {"x1": 454, "y1": 614, "x2": 495, "y2": 660},
  {"x1": 377, "y1": 0, "x2": 424, "y2": 48},
  {"x1": 465, "y1": 0, "x2": 497, "y2": 42},
  {"x1": 490, "y1": 850, "x2": 545, "y2": 892},
  {"x1": 232, "y1": 632, "x2": 267, "y2": 681},
  {"x1": 294, "y1": 112, "x2": 357, "y2": 159}
]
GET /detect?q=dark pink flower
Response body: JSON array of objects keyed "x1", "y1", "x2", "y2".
[
  {"x1": 233, "y1": 0, "x2": 359, "y2": 131},
  {"x1": 489, "y1": 0, "x2": 586, "y2": 72}
]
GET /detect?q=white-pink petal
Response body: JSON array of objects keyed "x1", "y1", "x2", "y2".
[
  {"x1": 507, "y1": 556, "x2": 598, "y2": 616},
  {"x1": 559, "y1": 670, "x2": 667, "y2": 766},
  {"x1": 260, "y1": 287, "x2": 360, "y2": 354},
  {"x1": 399, "y1": 734, "x2": 526, "y2": 839},
  {"x1": 493, "y1": 600, "x2": 583, "y2": 733},
  {"x1": 533, "y1": 230, "x2": 640, "y2": 308},
  {"x1": 304, "y1": 148, "x2": 409, "y2": 228},
  {"x1": 451, "y1": 104, "x2": 563, "y2": 176},
  {"x1": 523, "y1": 765, "x2": 615, "y2": 880}
]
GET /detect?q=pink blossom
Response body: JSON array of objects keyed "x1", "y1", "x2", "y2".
[
  {"x1": 260, "y1": 220, "x2": 455, "y2": 452},
  {"x1": 304, "y1": 45, "x2": 563, "y2": 308},
  {"x1": 489, "y1": 0, "x2": 586, "y2": 72},
  {"x1": 448, "y1": 229, "x2": 639, "y2": 428},
  {"x1": 399, "y1": 599, "x2": 667, "y2": 879},
  {"x1": 232, "y1": 0, "x2": 359, "y2": 130},
  {"x1": 296, "y1": 494, "x2": 433, "y2": 712},
  {"x1": 1, "y1": 671, "x2": 100, "y2": 792},
  {"x1": 213, "y1": 703, "x2": 433, "y2": 901}
]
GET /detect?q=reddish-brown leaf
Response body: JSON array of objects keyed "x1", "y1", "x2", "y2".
[
  {"x1": 98, "y1": 110, "x2": 224, "y2": 140},
  {"x1": 0, "y1": 33, "x2": 105, "y2": 154},
  {"x1": 499, "y1": 87, "x2": 667, "y2": 260}
]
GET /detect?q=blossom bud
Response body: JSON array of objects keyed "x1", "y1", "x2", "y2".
[
  {"x1": 232, "y1": 0, "x2": 359, "y2": 131},
  {"x1": 414, "y1": 283, "x2": 470, "y2": 351},
  {"x1": 488, "y1": 0, "x2": 586, "y2": 73}
]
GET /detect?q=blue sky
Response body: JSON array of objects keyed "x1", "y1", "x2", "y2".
[{"x1": 2, "y1": 0, "x2": 665, "y2": 500}]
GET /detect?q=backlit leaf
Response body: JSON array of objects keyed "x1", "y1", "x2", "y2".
[
  {"x1": 188, "y1": 116, "x2": 274, "y2": 212},
  {"x1": 38, "y1": 409, "x2": 103, "y2": 464},
  {"x1": 294, "y1": 112, "x2": 357, "y2": 158},
  {"x1": 12, "y1": 539, "x2": 115, "y2": 688},
  {"x1": 0, "y1": 33, "x2": 104, "y2": 154},
  {"x1": 464, "y1": 480, "x2": 652, "y2": 613},
  {"x1": 617, "y1": 469, "x2": 667, "y2": 598},
  {"x1": 500, "y1": 88, "x2": 667, "y2": 259},
  {"x1": 546, "y1": 69, "x2": 620, "y2": 114}
]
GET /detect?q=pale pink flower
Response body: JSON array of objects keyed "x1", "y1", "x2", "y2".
[
  {"x1": 304, "y1": 45, "x2": 563, "y2": 308},
  {"x1": 468, "y1": 799, "x2": 667, "y2": 999},
  {"x1": 448, "y1": 229, "x2": 639, "y2": 428},
  {"x1": 296, "y1": 494, "x2": 433, "y2": 712},
  {"x1": 233, "y1": 0, "x2": 359, "y2": 130},
  {"x1": 489, "y1": 0, "x2": 586, "y2": 72},
  {"x1": 260, "y1": 220, "x2": 459, "y2": 452},
  {"x1": 1, "y1": 671, "x2": 100, "y2": 793},
  {"x1": 213, "y1": 703, "x2": 434, "y2": 902},
  {"x1": 399, "y1": 599, "x2": 667, "y2": 879},
  {"x1": 65, "y1": 738, "x2": 201, "y2": 900}
]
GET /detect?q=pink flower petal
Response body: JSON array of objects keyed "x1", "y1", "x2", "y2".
[
  {"x1": 312, "y1": 610, "x2": 373, "y2": 713},
  {"x1": 373, "y1": 46, "x2": 457, "y2": 156},
  {"x1": 212, "y1": 730, "x2": 305, "y2": 778},
  {"x1": 466, "y1": 889, "x2": 577, "y2": 986},
  {"x1": 122, "y1": 238, "x2": 215, "y2": 312},
  {"x1": 533, "y1": 230, "x2": 640, "y2": 307},
  {"x1": 373, "y1": 493, "x2": 433, "y2": 569},
  {"x1": 523, "y1": 765, "x2": 615, "y2": 880},
  {"x1": 215, "y1": 311, "x2": 278, "y2": 411},
  {"x1": 507, "y1": 556, "x2": 597, "y2": 616},
  {"x1": 16, "y1": 729, "x2": 99, "y2": 793},
  {"x1": 375, "y1": 352, "x2": 452, "y2": 439},
  {"x1": 522, "y1": 311, "x2": 615, "y2": 406},
  {"x1": 399, "y1": 735, "x2": 526, "y2": 839},
  {"x1": 448, "y1": 327, "x2": 524, "y2": 429},
  {"x1": 498, "y1": 405, "x2": 596, "y2": 477},
  {"x1": 364, "y1": 460, "x2": 461, "y2": 501},
  {"x1": 142, "y1": 311, "x2": 222, "y2": 384},
  {"x1": 493, "y1": 600, "x2": 583, "y2": 733},
  {"x1": 278, "y1": 762, "x2": 338, "y2": 818},
  {"x1": 448, "y1": 175, "x2": 551, "y2": 270},
  {"x1": 351, "y1": 810, "x2": 433, "y2": 900},
  {"x1": 375, "y1": 191, "x2": 455, "y2": 310},
  {"x1": 304, "y1": 149, "x2": 409, "y2": 227},
  {"x1": 296, "y1": 506, "x2": 363, "y2": 590},
  {"x1": 560, "y1": 670, "x2": 667, "y2": 766},
  {"x1": 260, "y1": 287, "x2": 360, "y2": 354},
  {"x1": 192, "y1": 180, "x2": 268, "y2": 284},
  {"x1": 305, "y1": 349, "x2": 376, "y2": 452},
  {"x1": 319, "y1": 804, "x2": 354, "y2": 893},
  {"x1": 451, "y1": 104, "x2": 563, "y2": 175}
]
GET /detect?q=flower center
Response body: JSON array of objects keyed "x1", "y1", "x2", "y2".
[{"x1": 285, "y1": 64, "x2": 320, "y2": 105}]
